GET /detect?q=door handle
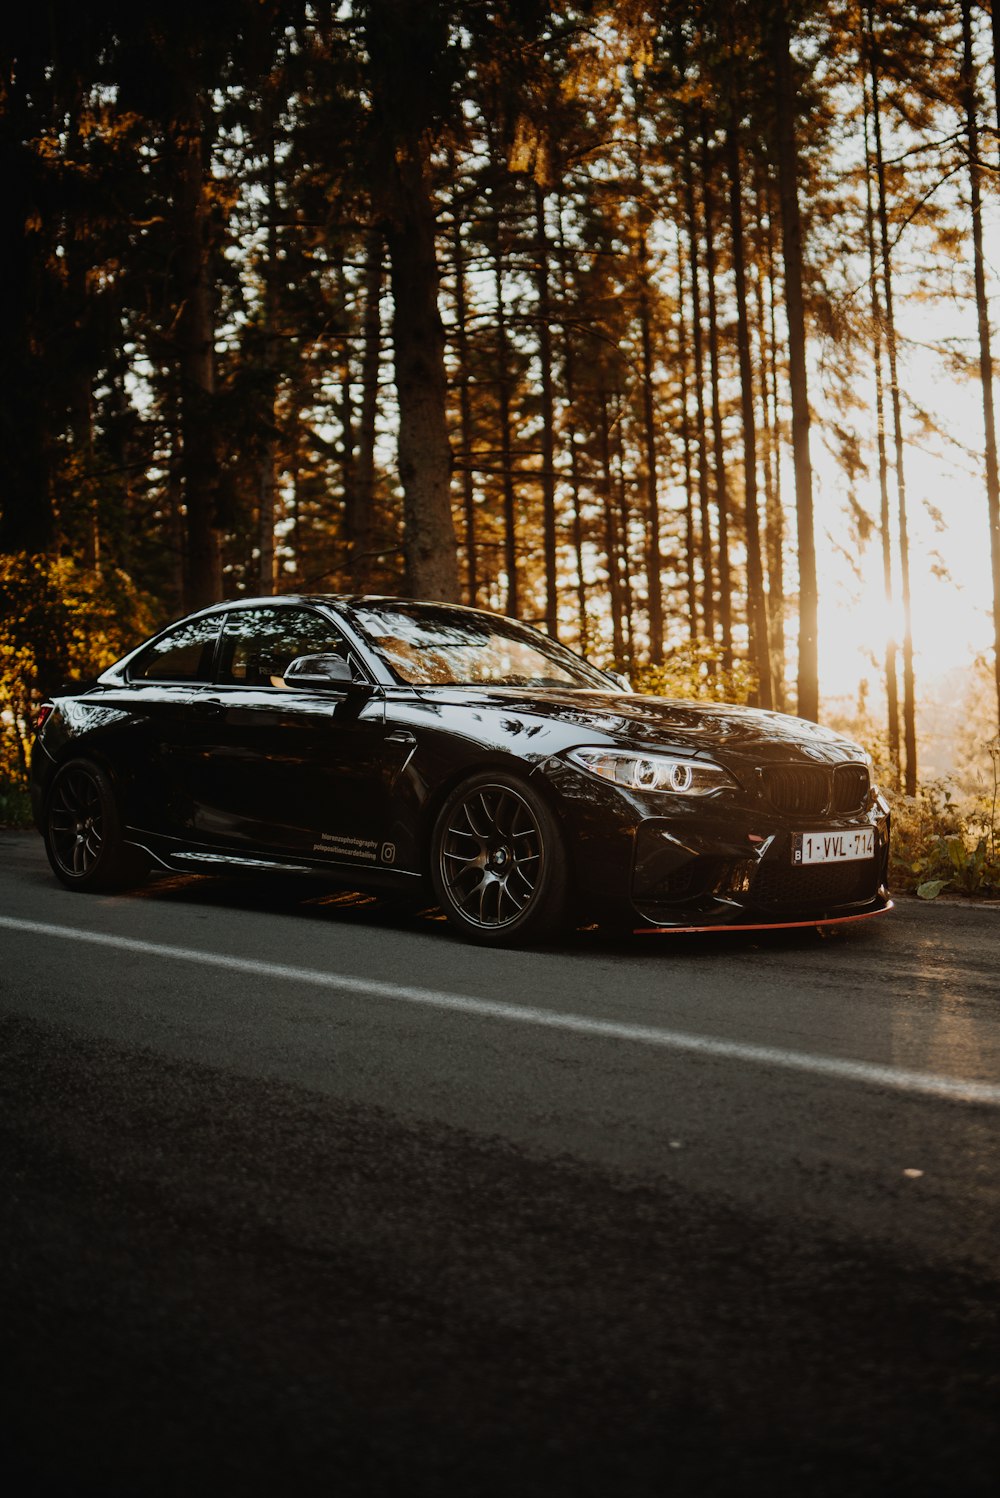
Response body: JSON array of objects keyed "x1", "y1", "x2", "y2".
[
  {"x1": 386, "y1": 730, "x2": 416, "y2": 745},
  {"x1": 192, "y1": 697, "x2": 224, "y2": 718}
]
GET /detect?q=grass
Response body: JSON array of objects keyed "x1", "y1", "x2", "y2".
[{"x1": 0, "y1": 779, "x2": 33, "y2": 830}]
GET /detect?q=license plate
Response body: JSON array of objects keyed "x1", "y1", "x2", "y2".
[{"x1": 793, "y1": 829, "x2": 875, "y2": 865}]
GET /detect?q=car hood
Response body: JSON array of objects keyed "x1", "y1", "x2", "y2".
[{"x1": 403, "y1": 685, "x2": 867, "y2": 766}]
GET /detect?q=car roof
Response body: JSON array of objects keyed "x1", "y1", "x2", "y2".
[
  {"x1": 194, "y1": 594, "x2": 488, "y2": 613},
  {"x1": 189, "y1": 595, "x2": 519, "y2": 625}
]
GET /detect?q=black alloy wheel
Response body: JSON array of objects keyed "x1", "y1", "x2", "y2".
[
  {"x1": 44, "y1": 758, "x2": 144, "y2": 892},
  {"x1": 431, "y1": 772, "x2": 569, "y2": 945}
]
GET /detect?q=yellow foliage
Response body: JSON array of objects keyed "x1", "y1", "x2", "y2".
[
  {"x1": 0, "y1": 553, "x2": 156, "y2": 790},
  {"x1": 631, "y1": 643, "x2": 757, "y2": 705},
  {"x1": 508, "y1": 115, "x2": 538, "y2": 174}
]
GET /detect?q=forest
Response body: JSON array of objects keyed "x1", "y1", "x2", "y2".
[{"x1": 2, "y1": 0, "x2": 1000, "y2": 891}]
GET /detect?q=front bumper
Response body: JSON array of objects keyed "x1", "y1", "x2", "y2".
[
  {"x1": 629, "y1": 813, "x2": 890, "y2": 928},
  {"x1": 539, "y1": 758, "x2": 891, "y2": 930}
]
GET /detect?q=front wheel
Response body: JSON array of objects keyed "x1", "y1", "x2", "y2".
[
  {"x1": 43, "y1": 758, "x2": 146, "y2": 893},
  {"x1": 430, "y1": 772, "x2": 570, "y2": 946}
]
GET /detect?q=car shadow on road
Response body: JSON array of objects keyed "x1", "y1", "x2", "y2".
[{"x1": 120, "y1": 866, "x2": 887, "y2": 962}]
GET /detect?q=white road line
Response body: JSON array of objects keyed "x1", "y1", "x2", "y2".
[{"x1": 2, "y1": 913, "x2": 999, "y2": 1106}]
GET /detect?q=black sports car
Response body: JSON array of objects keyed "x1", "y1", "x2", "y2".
[{"x1": 31, "y1": 595, "x2": 891, "y2": 945}]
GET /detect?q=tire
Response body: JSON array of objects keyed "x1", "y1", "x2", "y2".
[
  {"x1": 43, "y1": 758, "x2": 146, "y2": 893},
  {"x1": 430, "y1": 771, "x2": 570, "y2": 946}
]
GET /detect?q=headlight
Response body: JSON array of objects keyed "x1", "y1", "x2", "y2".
[{"x1": 567, "y1": 747, "x2": 736, "y2": 795}]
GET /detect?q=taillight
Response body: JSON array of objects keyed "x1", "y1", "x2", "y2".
[{"x1": 35, "y1": 703, "x2": 55, "y2": 732}]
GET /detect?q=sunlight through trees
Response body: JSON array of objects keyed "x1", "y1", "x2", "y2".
[{"x1": 3, "y1": 0, "x2": 1000, "y2": 783}]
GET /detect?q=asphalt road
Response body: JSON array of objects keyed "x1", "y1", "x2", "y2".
[{"x1": 1, "y1": 829, "x2": 998, "y2": 1496}]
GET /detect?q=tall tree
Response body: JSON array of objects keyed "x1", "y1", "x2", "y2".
[
  {"x1": 726, "y1": 114, "x2": 773, "y2": 707},
  {"x1": 700, "y1": 123, "x2": 734, "y2": 669},
  {"x1": 363, "y1": 0, "x2": 460, "y2": 602},
  {"x1": 449, "y1": 199, "x2": 479, "y2": 605},
  {"x1": 859, "y1": 12, "x2": 900, "y2": 782},
  {"x1": 769, "y1": 0, "x2": 819, "y2": 721},
  {"x1": 864, "y1": 0, "x2": 917, "y2": 790},
  {"x1": 753, "y1": 161, "x2": 788, "y2": 710},
  {"x1": 680, "y1": 105, "x2": 715, "y2": 646},
  {"x1": 533, "y1": 182, "x2": 560, "y2": 638},
  {"x1": 960, "y1": 0, "x2": 1000, "y2": 732},
  {"x1": 675, "y1": 226, "x2": 700, "y2": 640}
]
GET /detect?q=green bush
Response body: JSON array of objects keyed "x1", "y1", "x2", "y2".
[
  {"x1": 888, "y1": 738, "x2": 1000, "y2": 900},
  {"x1": 0, "y1": 779, "x2": 33, "y2": 829}
]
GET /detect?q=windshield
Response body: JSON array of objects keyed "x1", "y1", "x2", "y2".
[{"x1": 349, "y1": 603, "x2": 618, "y2": 690}]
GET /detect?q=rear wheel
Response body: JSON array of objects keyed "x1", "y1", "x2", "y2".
[
  {"x1": 430, "y1": 772, "x2": 570, "y2": 946},
  {"x1": 44, "y1": 758, "x2": 145, "y2": 892}
]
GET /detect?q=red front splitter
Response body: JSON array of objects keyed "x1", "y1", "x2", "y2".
[{"x1": 633, "y1": 900, "x2": 894, "y2": 936}]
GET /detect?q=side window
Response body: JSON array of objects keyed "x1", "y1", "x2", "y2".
[
  {"x1": 216, "y1": 607, "x2": 354, "y2": 688},
  {"x1": 129, "y1": 616, "x2": 220, "y2": 683}
]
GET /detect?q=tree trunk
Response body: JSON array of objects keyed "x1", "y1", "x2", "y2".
[
  {"x1": 334, "y1": 245, "x2": 357, "y2": 584},
  {"x1": 490, "y1": 190, "x2": 519, "y2": 616},
  {"x1": 612, "y1": 394, "x2": 636, "y2": 664},
  {"x1": 556, "y1": 192, "x2": 588, "y2": 648},
  {"x1": 353, "y1": 227, "x2": 384, "y2": 592},
  {"x1": 64, "y1": 89, "x2": 101, "y2": 575},
  {"x1": 70, "y1": 359, "x2": 99, "y2": 574},
  {"x1": 629, "y1": 77, "x2": 664, "y2": 661},
  {"x1": 0, "y1": 47, "x2": 55, "y2": 554},
  {"x1": 568, "y1": 430, "x2": 588, "y2": 651},
  {"x1": 726, "y1": 121, "x2": 772, "y2": 708},
  {"x1": 867, "y1": 0, "x2": 917, "y2": 787},
  {"x1": 382, "y1": 140, "x2": 459, "y2": 602},
  {"x1": 104, "y1": 312, "x2": 134, "y2": 576},
  {"x1": 166, "y1": 376, "x2": 187, "y2": 614},
  {"x1": 675, "y1": 228, "x2": 699, "y2": 641},
  {"x1": 533, "y1": 184, "x2": 559, "y2": 638},
  {"x1": 702, "y1": 126, "x2": 733, "y2": 670},
  {"x1": 257, "y1": 124, "x2": 279, "y2": 597},
  {"x1": 757, "y1": 166, "x2": 787, "y2": 710},
  {"x1": 172, "y1": 79, "x2": 222, "y2": 612},
  {"x1": 450, "y1": 198, "x2": 478, "y2": 606},
  {"x1": 961, "y1": 0, "x2": 1000, "y2": 734},
  {"x1": 637, "y1": 270, "x2": 664, "y2": 661},
  {"x1": 770, "y1": 3, "x2": 819, "y2": 722},
  {"x1": 681, "y1": 112, "x2": 714, "y2": 646},
  {"x1": 364, "y1": 0, "x2": 459, "y2": 603},
  {"x1": 987, "y1": 0, "x2": 1000, "y2": 159},
  {"x1": 860, "y1": 36, "x2": 900, "y2": 783},
  {"x1": 598, "y1": 388, "x2": 626, "y2": 665}
]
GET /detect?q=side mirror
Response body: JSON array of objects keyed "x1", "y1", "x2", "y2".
[{"x1": 283, "y1": 653, "x2": 356, "y2": 689}]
